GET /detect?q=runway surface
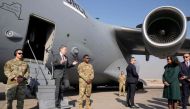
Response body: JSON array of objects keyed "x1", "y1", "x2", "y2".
[
  {"x1": 0, "y1": 83, "x2": 186, "y2": 109},
  {"x1": 67, "y1": 88, "x2": 168, "y2": 109}
]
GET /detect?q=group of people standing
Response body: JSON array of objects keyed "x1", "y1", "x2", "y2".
[
  {"x1": 117, "y1": 54, "x2": 190, "y2": 109},
  {"x1": 3, "y1": 46, "x2": 190, "y2": 109},
  {"x1": 3, "y1": 46, "x2": 94, "y2": 109},
  {"x1": 163, "y1": 53, "x2": 190, "y2": 109},
  {"x1": 3, "y1": 47, "x2": 139, "y2": 109},
  {"x1": 52, "y1": 45, "x2": 94, "y2": 109}
]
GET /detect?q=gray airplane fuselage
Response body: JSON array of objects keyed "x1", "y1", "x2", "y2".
[
  {"x1": 1, "y1": 0, "x2": 190, "y2": 87},
  {"x1": 0, "y1": 0, "x2": 126, "y2": 85}
]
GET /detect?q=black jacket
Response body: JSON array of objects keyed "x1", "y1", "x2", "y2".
[
  {"x1": 179, "y1": 61, "x2": 190, "y2": 84},
  {"x1": 52, "y1": 54, "x2": 74, "y2": 79},
  {"x1": 126, "y1": 63, "x2": 139, "y2": 83}
]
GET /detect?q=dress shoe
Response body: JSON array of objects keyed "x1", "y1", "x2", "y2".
[
  {"x1": 55, "y1": 104, "x2": 61, "y2": 109},
  {"x1": 126, "y1": 103, "x2": 131, "y2": 107},
  {"x1": 130, "y1": 105, "x2": 139, "y2": 108}
]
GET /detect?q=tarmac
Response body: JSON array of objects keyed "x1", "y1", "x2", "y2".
[{"x1": 0, "y1": 83, "x2": 187, "y2": 109}]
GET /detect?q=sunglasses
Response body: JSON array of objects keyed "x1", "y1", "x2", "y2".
[{"x1": 17, "y1": 53, "x2": 23, "y2": 55}]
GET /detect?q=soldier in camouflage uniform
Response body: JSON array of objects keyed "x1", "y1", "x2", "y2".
[
  {"x1": 118, "y1": 71, "x2": 126, "y2": 96},
  {"x1": 4, "y1": 49, "x2": 29, "y2": 109},
  {"x1": 77, "y1": 54, "x2": 94, "y2": 109}
]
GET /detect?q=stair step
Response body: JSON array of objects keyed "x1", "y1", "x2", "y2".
[
  {"x1": 37, "y1": 92, "x2": 55, "y2": 99},
  {"x1": 38, "y1": 85, "x2": 56, "y2": 92},
  {"x1": 29, "y1": 74, "x2": 51, "y2": 79},
  {"x1": 26, "y1": 60, "x2": 72, "y2": 109},
  {"x1": 37, "y1": 79, "x2": 55, "y2": 85},
  {"x1": 38, "y1": 85, "x2": 56, "y2": 89},
  {"x1": 29, "y1": 69, "x2": 50, "y2": 74},
  {"x1": 30, "y1": 73, "x2": 52, "y2": 79},
  {"x1": 38, "y1": 99, "x2": 72, "y2": 109}
]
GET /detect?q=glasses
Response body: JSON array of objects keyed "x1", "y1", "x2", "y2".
[
  {"x1": 17, "y1": 53, "x2": 23, "y2": 55},
  {"x1": 86, "y1": 58, "x2": 90, "y2": 59},
  {"x1": 167, "y1": 58, "x2": 171, "y2": 60},
  {"x1": 184, "y1": 56, "x2": 189, "y2": 58}
]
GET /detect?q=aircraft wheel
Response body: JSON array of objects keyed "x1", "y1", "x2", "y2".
[{"x1": 136, "y1": 81, "x2": 144, "y2": 90}]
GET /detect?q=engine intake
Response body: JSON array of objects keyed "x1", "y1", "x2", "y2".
[{"x1": 143, "y1": 6, "x2": 187, "y2": 58}]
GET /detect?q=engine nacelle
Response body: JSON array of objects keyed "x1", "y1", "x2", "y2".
[{"x1": 143, "y1": 6, "x2": 187, "y2": 58}]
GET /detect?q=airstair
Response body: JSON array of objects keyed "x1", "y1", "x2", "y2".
[{"x1": 26, "y1": 59, "x2": 73, "y2": 109}]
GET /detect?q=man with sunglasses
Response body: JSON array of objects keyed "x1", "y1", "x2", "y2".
[
  {"x1": 77, "y1": 54, "x2": 94, "y2": 109},
  {"x1": 179, "y1": 53, "x2": 190, "y2": 109},
  {"x1": 4, "y1": 48, "x2": 29, "y2": 109}
]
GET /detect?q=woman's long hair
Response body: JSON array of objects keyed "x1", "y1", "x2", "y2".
[{"x1": 165, "y1": 56, "x2": 179, "y2": 68}]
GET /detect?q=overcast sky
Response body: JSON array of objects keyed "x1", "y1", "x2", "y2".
[{"x1": 76, "y1": 0, "x2": 190, "y2": 79}]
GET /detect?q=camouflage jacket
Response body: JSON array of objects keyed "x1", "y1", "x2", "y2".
[
  {"x1": 78, "y1": 62, "x2": 94, "y2": 83},
  {"x1": 4, "y1": 58, "x2": 29, "y2": 85},
  {"x1": 118, "y1": 74, "x2": 126, "y2": 84}
]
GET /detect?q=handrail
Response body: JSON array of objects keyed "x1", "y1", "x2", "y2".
[
  {"x1": 27, "y1": 40, "x2": 48, "y2": 85},
  {"x1": 51, "y1": 54, "x2": 54, "y2": 80}
]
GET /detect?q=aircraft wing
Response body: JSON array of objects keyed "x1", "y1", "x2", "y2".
[
  {"x1": 114, "y1": 26, "x2": 190, "y2": 59},
  {"x1": 114, "y1": 27, "x2": 147, "y2": 56},
  {"x1": 113, "y1": 6, "x2": 190, "y2": 59},
  {"x1": 176, "y1": 38, "x2": 190, "y2": 55}
]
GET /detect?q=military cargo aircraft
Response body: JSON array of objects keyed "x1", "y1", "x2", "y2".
[
  {"x1": 1, "y1": 0, "x2": 190, "y2": 108},
  {"x1": 1, "y1": 0, "x2": 190, "y2": 90}
]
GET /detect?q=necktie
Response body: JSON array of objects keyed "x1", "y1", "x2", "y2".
[
  {"x1": 187, "y1": 62, "x2": 189, "y2": 67},
  {"x1": 61, "y1": 55, "x2": 67, "y2": 62},
  {"x1": 61, "y1": 55, "x2": 64, "y2": 61},
  {"x1": 186, "y1": 62, "x2": 189, "y2": 67}
]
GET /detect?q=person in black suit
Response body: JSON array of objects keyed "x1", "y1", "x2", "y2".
[
  {"x1": 126, "y1": 57, "x2": 139, "y2": 108},
  {"x1": 179, "y1": 53, "x2": 190, "y2": 109},
  {"x1": 53, "y1": 45, "x2": 78, "y2": 108}
]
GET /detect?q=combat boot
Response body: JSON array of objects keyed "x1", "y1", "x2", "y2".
[
  {"x1": 85, "y1": 97, "x2": 91, "y2": 109},
  {"x1": 118, "y1": 92, "x2": 121, "y2": 96},
  {"x1": 78, "y1": 105, "x2": 83, "y2": 109},
  {"x1": 85, "y1": 105, "x2": 92, "y2": 109}
]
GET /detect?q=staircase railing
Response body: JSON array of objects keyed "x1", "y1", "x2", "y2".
[{"x1": 27, "y1": 40, "x2": 48, "y2": 85}]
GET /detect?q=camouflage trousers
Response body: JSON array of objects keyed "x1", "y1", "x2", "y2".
[
  {"x1": 6, "y1": 85, "x2": 26, "y2": 109},
  {"x1": 119, "y1": 83, "x2": 126, "y2": 96},
  {"x1": 77, "y1": 81, "x2": 92, "y2": 108}
]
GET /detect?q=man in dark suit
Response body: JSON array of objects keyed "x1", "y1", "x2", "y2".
[
  {"x1": 53, "y1": 45, "x2": 78, "y2": 108},
  {"x1": 126, "y1": 57, "x2": 139, "y2": 108},
  {"x1": 179, "y1": 53, "x2": 190, "y2": 109}
]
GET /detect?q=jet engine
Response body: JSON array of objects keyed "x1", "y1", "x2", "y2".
[{"x1": 142, "y1": 6, "x2": 187, "y2": 58}]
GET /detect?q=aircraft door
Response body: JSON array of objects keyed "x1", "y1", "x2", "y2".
[
  {"x1": 43, "y1": 29, "x2": 55, "y2": 64},
  {"x1": 23, "y1": 15, "x2": 55, "y2": 61}
]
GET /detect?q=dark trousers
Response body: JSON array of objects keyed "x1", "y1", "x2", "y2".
[
  {"x1": 127, "y1": 83, "x2": 137, "y2": 106},
  {"x1": 181, "y1": 84, "x2": 190, "y2": 109},
  {"x1": 55, "y1": 77, "x2": 64, "y2": 106}
]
